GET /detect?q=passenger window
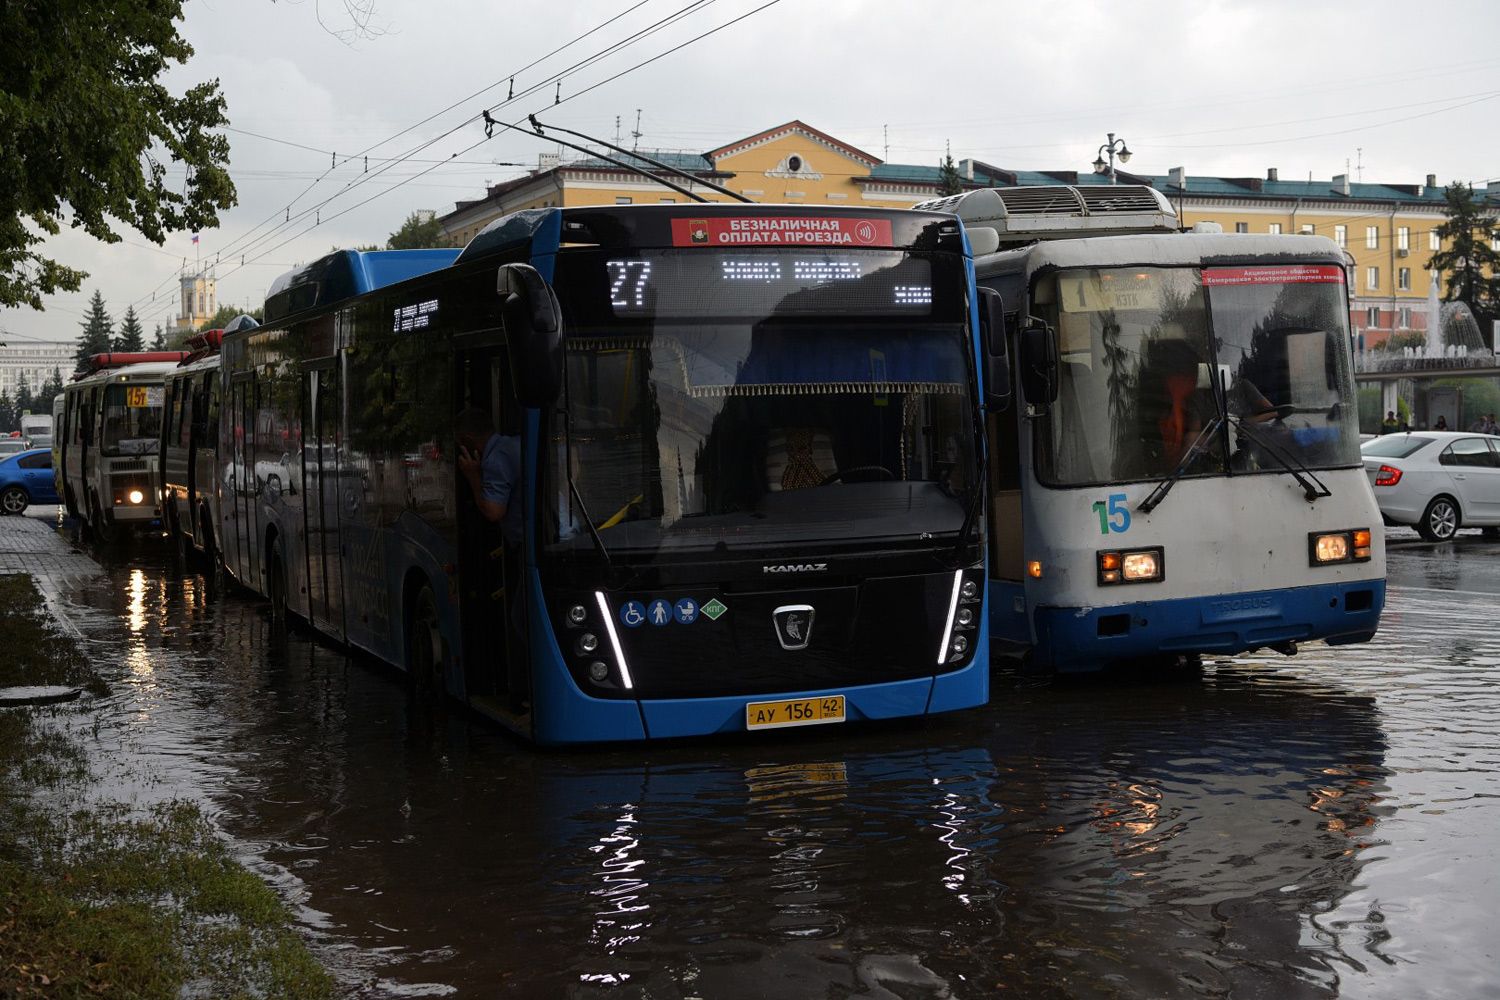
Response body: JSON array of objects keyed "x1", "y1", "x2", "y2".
[
  {"x1": 1449, "y1": 438, "x2": 1494, "y2": 467},
  {"x1": 18, "y1": 452, "x2": 51, "y2": 470}
]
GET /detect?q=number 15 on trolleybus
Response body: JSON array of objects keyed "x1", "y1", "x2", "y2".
[{"x1": 217, "y1": 204, "x2": 1008, "y2": 744}]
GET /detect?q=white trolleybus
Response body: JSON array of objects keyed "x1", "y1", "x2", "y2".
[
  {"x1": 59, "y1": 351, "x2": 187, "y2": 541},
  {"x1": 216, "y1": 203, "x2": 1004, "y2": 744},
  {"x1": 916, "y1": 185, "x2": 1385, "y2": 674}
]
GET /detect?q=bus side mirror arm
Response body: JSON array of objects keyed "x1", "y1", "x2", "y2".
[
  {"x1": 978, "y1": 287, "x2": 1012, "y2": 410},
  {"x1": 498, "y1": 263, "x2": 564, "y2": 409},
  {"x1": 1019, "y1": 317, "x2": 1058, "y2": 416}
]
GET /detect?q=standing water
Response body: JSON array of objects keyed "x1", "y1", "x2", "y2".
[{"x1": 38, "y1": 536, "x2": 1500, "y2": 999}]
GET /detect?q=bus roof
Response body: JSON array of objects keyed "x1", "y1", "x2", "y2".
[
  {"x1": 264, "y1": 247, "x2": 462, "y2": 323},
  {"x1": 455, "y1": 203, "x2": 964, "y2": 265},
  {"x1": 68, "y1": 359, "x2": 186, "y2": 387},
  {"x1": 980, "y1": 231, "x2": 1347, "y2": 274}
]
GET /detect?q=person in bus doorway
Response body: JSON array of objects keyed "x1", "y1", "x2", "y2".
[
  {"x1": 455, "y1": 406, "x2": 527, "y2": 705},
  {"x1": 455, "y1": 407, "x2": 522, "y2": 547}
]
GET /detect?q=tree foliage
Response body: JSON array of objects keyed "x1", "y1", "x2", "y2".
[
  {"x1": 937, "y1": 153, "x2": 964, "y2": 197},
  {"x1": 74, "y1": 291, "x2": 113, "y2": 369},
  {"x1": 1427, "y1": 182, "x2": 1500, "y2": 338},
  {"x1": 115, "y1": 306, "x2": 146, "y2": 352},
  {"x1": 386, "y1": 212, "x2": 449, "y2": 250},
  {"x1": 0, "y1": 2, "x2": 237, "y2": 310}
]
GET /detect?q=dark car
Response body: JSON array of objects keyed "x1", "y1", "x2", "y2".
[{"x1": 0, "y1": 448, "x2": 61, "y2": 514}]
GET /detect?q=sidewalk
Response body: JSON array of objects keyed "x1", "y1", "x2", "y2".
[{"x1": 0, "y1": 509, "x2": 103, "y2": 596}]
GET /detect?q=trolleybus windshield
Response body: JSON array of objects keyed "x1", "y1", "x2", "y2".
[
  {"x1": 545, "y1": 247, "x2": 978, "y2": 555},
  {"x1": 1033, "y1": 264, "x2": 1360, "y2": 487},
  {"x1": 100, "y1": 383, "x2": 165, "y2": 456}
]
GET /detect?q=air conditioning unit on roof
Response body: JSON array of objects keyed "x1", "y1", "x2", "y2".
[{"x1": 913, "y1": 185, "x2": 1178, "y2": 246}]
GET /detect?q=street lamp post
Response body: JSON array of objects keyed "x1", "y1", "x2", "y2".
[{"x1": 1092, "y1": 133, "x2": 1132, "y2": 185}]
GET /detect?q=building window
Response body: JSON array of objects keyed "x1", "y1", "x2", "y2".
[
  {"x1": 1430, "y1": 230, "x2": 1441, "y2": 251},
  {"x1": 615, "y1": 197, "x2": 632, "y2": 205},
  {"x1": 1268, "y1": 223, "x2": 1282, "y2": 235},
  {"x1": 1335, "y1": 225, "x2": 1347, "y2": 247},
  {"x1": 1367, "y1": 306, "x2": 1381, "y2": 329},
  {"x1": 1365, "y1": 226, "x2": 1379, "y2": 249},
  {"x1": 658, "y1": 198, "x2": 674, "y2": 203},
  {"x1": 1235, "y1": 222, "x2": 1249, "y2": 234},
  {"x1": 1399, "y1": 307, "x2": 1412, "y2": 328},
  {"x1": 1366, "y1": 266, "x2": 1379, "y2": 290},
  {"x1": 1398, "y1": 267, "x2": 1411, "y2": 291},
  {"x1": 1398, "y1": 226, "x2": 1410, "y2": 251},
  {"x1": 1300, "y1": 223, "x2": 1315, "y2": 234}
]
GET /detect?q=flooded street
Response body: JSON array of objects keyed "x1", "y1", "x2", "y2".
[{"x1": 30, "y1": 517, "x2": 1500, "y2": 999}]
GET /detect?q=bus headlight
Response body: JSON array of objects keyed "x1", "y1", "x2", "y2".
[
  {"x1": 127, "y1": 489, "x2": 145, "y2": 505},
  {"x1": 1310, "y1": 529, "x2": 1372, "y2": 564},
  {"x1": 1098, "y1": 547, "x2": 1164, "y2": 585}
]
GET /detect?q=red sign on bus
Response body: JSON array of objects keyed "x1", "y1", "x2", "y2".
[
  {"x1": 1202, "y1": 265, "x2": 1346, "y2": 286},
  {"x1": 670, "y1": 216, "x2": 893, "y2": 247}
]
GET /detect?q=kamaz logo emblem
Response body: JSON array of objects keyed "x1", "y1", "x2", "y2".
[{"x1": 763, "y1": 563, "x2": 828, "y2": 574}]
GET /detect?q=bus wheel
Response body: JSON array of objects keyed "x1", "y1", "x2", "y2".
[
  {"x1": 267, "y1": 537, "x2": 288, "y2": 627},
  {"x1": 407, "y1": 584, "x2": 447, "y2": 698}
]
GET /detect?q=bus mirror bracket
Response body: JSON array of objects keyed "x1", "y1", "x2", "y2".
[
  {"x1": 497, "y1": 263, "x2": 564, "y2": 409},
  {"x1": 1019, "y1": 317, "x2": 1058, "y2": 415},
  {"x1": 978, "y1": 287, "x2": 1011, "y2": 409}
]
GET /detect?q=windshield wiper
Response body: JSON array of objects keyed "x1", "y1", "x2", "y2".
[
  {"x1": 949, "y1": 453, "x2": 988, "y2": 565},
  {"x1": 1227, "y1": 415, "x2": 1332, "y2": 502},
  {"x1": 1138, "y1": 415, "x2": 1224, "y2": 513}
]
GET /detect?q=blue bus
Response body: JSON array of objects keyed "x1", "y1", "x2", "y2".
[{"x1": 217, "y1": 204, "x2": 1004, "y2": 744}]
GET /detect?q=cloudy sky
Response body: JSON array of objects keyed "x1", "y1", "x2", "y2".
[{"x1": 5, "y1": 0, "x2": 1498, "y2": 348}]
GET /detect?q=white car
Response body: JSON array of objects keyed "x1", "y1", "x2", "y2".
[{"x1": 1361, "y1": 431, "x2": 1500, "y2": 541}]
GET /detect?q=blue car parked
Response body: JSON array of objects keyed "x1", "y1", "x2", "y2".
[{"x1": 0, "y1": 448, "x2": 60, "y2": 515}]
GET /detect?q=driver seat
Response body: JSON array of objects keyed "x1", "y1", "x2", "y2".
[{"x1": 766, "y1": 427, "x2": 837, "y2": 490}]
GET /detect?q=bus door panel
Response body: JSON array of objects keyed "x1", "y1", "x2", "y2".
[
  {"x1": 304, "y1": 365, "x2": 346, "y2": 639},
  {"x1": 227, "y1": 372, "x2": 257, "y2": 589}
]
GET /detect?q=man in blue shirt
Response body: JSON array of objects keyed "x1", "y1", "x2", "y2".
[{"x1": 455, "y1": 407, "x2": 522, "y2": 547}]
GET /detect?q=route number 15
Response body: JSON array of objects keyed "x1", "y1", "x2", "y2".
[{"x1": 1092, "y1": 493, "x2": 1131, "y2": 534}]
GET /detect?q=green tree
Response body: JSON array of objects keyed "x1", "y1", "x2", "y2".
[
  {"x1": 74, "y1": 290, "x2": 113, "y2": 368},
  {"x1": 33, "y1": 367, "x2": 64, "y2": 415},
  {"x1": 150, "y1": 324, "x2": 166, "y2": 350},
  {"x1": 0, "y1": 390, "x2": 14, "y2": 431},
  {"x1": 115, "y1": 305, "x2": 146, "y2": 351},
  {"x1": 14, "y1": 371, "x2": 32, "y2": 419},
  {"x1": 937, "y1": 152, "x2": 964, "y2": 197},
  {"x1": 386, "y1": 212, "x2": 449, "y2": 250},
  {"x1": 1427, "y1": 181, "x2": 1500, "y2": 344},
  {"x1": 0, "y1": 3, "x2": 236, "y2": 310}
]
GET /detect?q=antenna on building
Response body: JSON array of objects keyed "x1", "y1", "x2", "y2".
[
  {"x1": 884, "y1": 125, "x2": 889, "y2": 161},
  {"x1": 631, "y1": 109, "x2": 642, "y2": 151}
]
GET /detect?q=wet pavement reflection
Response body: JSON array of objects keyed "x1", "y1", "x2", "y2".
[{"x1": 38, "y1": 522, "x2": 1500, "y2": 999}]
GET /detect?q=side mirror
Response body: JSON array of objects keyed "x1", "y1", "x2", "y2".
[
  {"x1": 1019, "y1": 318, "x2": 1058, "y2": 414},
  {"x1": 498, "y1": 263, "x2": 563, "y2": 409},
  {"x1": 977, "y1": 287, "x2": 1011, "y2": 409}
]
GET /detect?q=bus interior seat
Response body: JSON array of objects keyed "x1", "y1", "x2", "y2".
[{"x1": 766, "y1": 427, "x2": 837, "y2": 490}]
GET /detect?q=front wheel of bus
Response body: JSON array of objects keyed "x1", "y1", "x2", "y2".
[
  {"x1": 407, "y1": 584, "x2": 447, "y2": 699},
  {"x1": 89, "y1": 493, "x2": 114, "y2": 544}
]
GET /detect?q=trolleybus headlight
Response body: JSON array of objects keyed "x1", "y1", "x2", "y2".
[
  {"x1": 951, "y1": 635, "x2": 969, "y2": 654},
  {"x1": 957, "y1": 607, "x2": 973, "y2": 626},
  {"x1": 567, "y1": 604, "x2": 589, "y2": 626},
  {"x1": 587, "y1": 661, "x2": 610, "y2": 683},
  {"x1": 961, "y1": 579, "x2": 979, "y2": 599},
  {"x1": 577, "y1": 633, "x2": 599, "y2": 655},
  {"x1": 1097, "y1": 547, "x2": 1164, "y2": 585},
  {"x1": 1310, "y1": 529, "x2": 1373, "y2": 565}
]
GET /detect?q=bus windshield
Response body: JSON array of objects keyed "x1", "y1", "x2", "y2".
[
  {"x1": 100, "y1": 383, "x2": 164, "y2": 456},
  {"x1": 1033, "y1": 264, "x2": 1360, "y2": 487},
  {"x1": 544, "y1": 248, "x2": 977, "y2": 556}
]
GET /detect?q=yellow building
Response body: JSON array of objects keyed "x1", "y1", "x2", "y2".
[
  {"x1": 437, "y1": 122, "x2": 1493, "y2": 350},
  {"x1": 165, "y1": 268, "x2": 217, "y2": 342},
  {"x1": 437, "y1": 121, "x2": 943, "y2": 247}
]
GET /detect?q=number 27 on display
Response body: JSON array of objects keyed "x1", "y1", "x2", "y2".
[{"x1": 1092, "y1": 493, "x2": 1131, "y2": 534}]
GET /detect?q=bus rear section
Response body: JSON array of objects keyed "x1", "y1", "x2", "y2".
[
  {"x1": 451, "y1": 206, "x2": 995, "y2": 743},
  {"x1": 946, "y1": 189, "x2": 1385, "y2": 673}
]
